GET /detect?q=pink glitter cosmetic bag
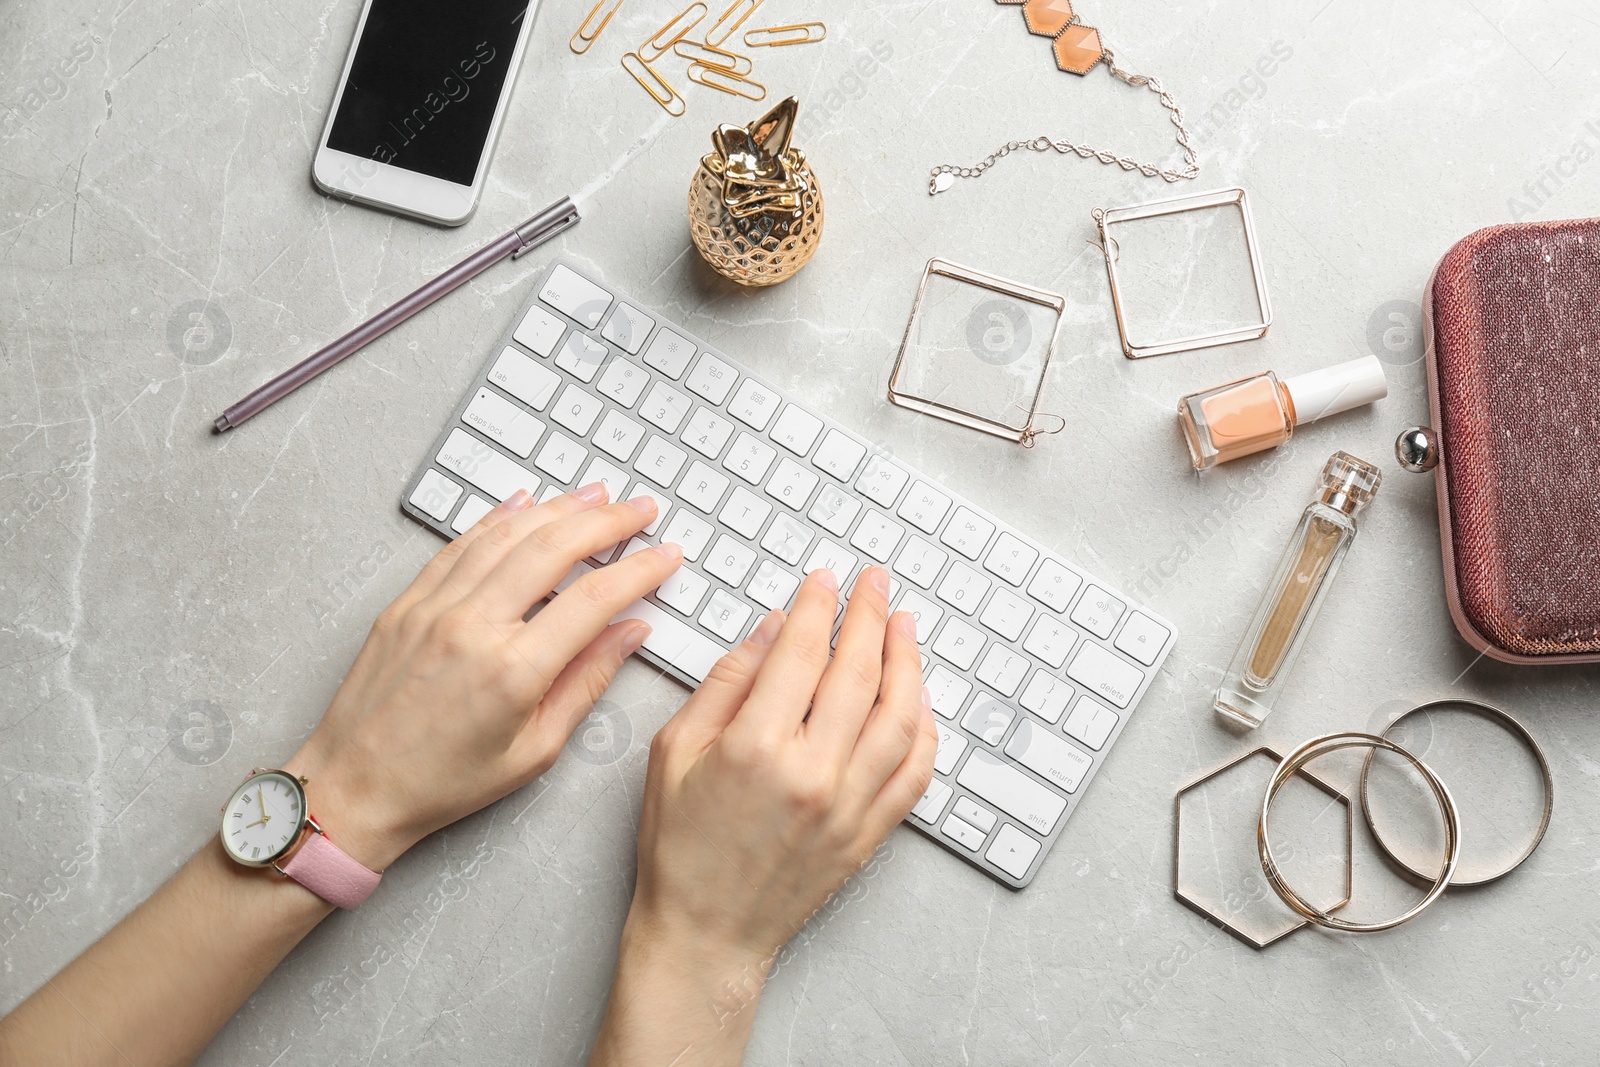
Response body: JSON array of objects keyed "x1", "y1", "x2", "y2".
[{"x1": 1422, "y1": 217, "x2": 1600, "y2": 664}]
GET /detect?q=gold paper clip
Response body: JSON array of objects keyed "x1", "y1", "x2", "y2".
[
  {"x1": 744, "y1": 22, "x2": 826, "y2": 47},
  {"x1": 570, "y1": 0, "x2": 627, "y2": 54},
  {"x1": 622, "y1": 53, "x2": 686, "y2": 116},
  {"x1": 639, "y1": 1, "x2": 709, "y2": 62},
  {"x1": 673, "y1": 39, "x2": 753, "y2": 76},
  {"x1": 705, "y1": 0, "x2": 763, "y2": 47},
  {"x1": 687, "y1": 63, "x2": 767, "y2": 101}
]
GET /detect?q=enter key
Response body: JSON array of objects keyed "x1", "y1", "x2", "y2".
[{"x1": 1004, "y1": 719, "x2": 1094, "y2": 795}]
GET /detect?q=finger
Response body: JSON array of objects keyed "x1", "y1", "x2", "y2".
[
  {"x1": 513, "y1": 541, "x2": 684, "y2": 678},
  {"x1": 393, "y1": 487, "x2": 543, "y2": 613},
  {"x1": 840, "y1": 611, "x2": 929, "y2": 811},
  {"x1": 806, "y1": 567, "x2": 891, "y2": 759},
  {"x1": 507, "y1": 619, "x2": 651, "y2": 776},
  {"x1": 725, "y1": 568, "x2": 839, "y2": 745},
  {"x1": 857, "y1": 689, "x2": 937, "y2": 844},
  {"x1": 420, "y1": 483, "x2": 611, "y2": 613},
  {"x1": 472, "y1": 497, "x2": 662, "y2": 621},
  {"x1": 669, "y1": 610, "x2": 785, "y2": 748}
]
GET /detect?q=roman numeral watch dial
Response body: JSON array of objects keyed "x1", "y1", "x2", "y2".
[{"x1": 219, "y1": 770, "x2": 308, "y2": 867}]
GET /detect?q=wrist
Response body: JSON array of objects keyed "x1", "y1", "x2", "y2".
[
  {"x1": 616, "y1": 908, "x2": 774, "y2": 1012},
  {"x1": 281, "y1": 750, "x2": 415, "y2": 872}
]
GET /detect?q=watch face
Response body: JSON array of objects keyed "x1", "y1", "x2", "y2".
[{"x1": 219, "y1": 771, "x2": 307, "y2": 866}]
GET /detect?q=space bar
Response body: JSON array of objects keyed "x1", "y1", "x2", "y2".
[{"x1": 611, "y1": 599, "x2": 727, "y2": 683}]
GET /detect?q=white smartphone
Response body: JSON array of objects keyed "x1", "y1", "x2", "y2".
[{"x1": 312, "y1": 0, "x2": 536, "y2": 226}]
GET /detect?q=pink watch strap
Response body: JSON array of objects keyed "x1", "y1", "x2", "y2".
[{"x1": 281, "y1": 829, "x2": 381, "y2": 908}]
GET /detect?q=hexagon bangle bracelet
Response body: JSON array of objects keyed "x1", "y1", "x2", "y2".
[{"x1": 927, "y1": 0, "x2": 1201, "y2": 195}]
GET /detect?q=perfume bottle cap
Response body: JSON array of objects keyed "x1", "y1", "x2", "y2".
[
  {"x1": 1284, "y1": 356, "x2": 1389, "y2": 426},
  {"x1": 1317, "y1": 450, "x2": 1383, "y2": 515}
]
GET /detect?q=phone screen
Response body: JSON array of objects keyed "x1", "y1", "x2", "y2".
[{"x1": 326, "y1": 0, "x2": 530, "y2": 187}]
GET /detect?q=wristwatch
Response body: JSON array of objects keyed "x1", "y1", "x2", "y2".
[{"x1": 218, "y1": 768, "x2": 381, "y2": 908}]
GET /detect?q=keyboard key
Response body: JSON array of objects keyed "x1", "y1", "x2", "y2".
[
  {"x1": 679, "y1": 461, "x2": 730, "y2": 514},
  {"x1": 463, "y1": 387, "x2": 544, "y2": 458},
  {"x1": 1114, "y1": 611, "x2": 1171, "y2": 666},
  {"x1": 747, "y1": 560, "x2": 800, "y2": 610},
  {"x1": 984, "y1": 532, "x2": 1039, "y2": 587},
  {"x1": 1065, "y1": 641, "x2": 1144, "y2": 709},
  {"x1": 765, "y1": 458, "x2": 819, "y2": 511},
  {"x1": 1070, "y1": 584, "x2": 1126, "y2": 640},
  {"x1": 592, "y1": 409, "x2": 646, "y2": 462},
  {"x1": 850, "y1": 510, "x2": 906, "y2": 563},
  {"x1": 894, "y1": 590, "x2": 944, "y2": 643},
  {"x1": 686, "y1": 351, "x2": 737, "y2": 405},
  {"x1": 958, "y1": 749, "x2": 1066, "y2": 837},
  {"x1": 761, "y1": 514, "x2": 814, "y2": 566},
  {"x1": 934, "y1": 724, "x2": 969, "y2": 774},
  {"x1": 657, "y1": 566, "x2": 710, "y2": 616},
  {"x1": 728, "y1": 377, "x2": 780, "y2": 431},
  {"x1": 975, "y1": 646, "x2": 1027, "y2": 697},
  {"x1": 532, "y1": 431, "x2": 587, "y2": 485},
  {"x1": 932, "y1": 616, "x2": 984, "y2": 671},
  {"x1": 601, "y1": 303, "x2": 654, "y2": 354},
  {"x1": 924, "y1": 665, "x2": 972, "y2": 720},
  {"x1": 541, "y1": 264, "x2": 612, "y2": 328},
  {"x1": 941, "y1": 813, "x2": 985, "y2": 852},
  {"x1": 898, "y1": 481, "x2": 952, "y2": 534},
  {"x1": 1005, "y1": 719, "x2": 1093, "y2": 794},
  {"x1": 803, "y1": 539, "x2": 858, "y2": 582},
  {"x1": 608, "y1": 598, "x2": 726, "y2": 682},
  {"x1": 770, "y1": 405, "x2": 825, "y2": 454},
  {"x1": 1019, "y1": 671, "x2": 1073, "y2": 724},
  {"x1": 552, "y1": 384, "x2": 604, "y2": 436},
  {"x1": 450, "y1": 493, "x2": 494, "y2": 534},
  {"x1": 555, "y1": 332, "x2": 607, "y2": 382},
  {"x1": 985, "y1": 824, "x2": 1042, "y2": 880},
  {"x1": 941, "y1": 507, "x2": 995, "y2": 560},
  {"x1": 892, "y1": 536, "x2": 948, "y2": 590},
  {"x1": 596, "y1": 357, "x2": 649, "y2": 407},
  {"x1": 705, "y1": 535, "x2": 758, "y2": 586},
  {"x1": 720, "y1": 486, "x2": 772, "y2": 538},
  {"x1": 978, "y1": 587, "x2": 1033, "y2": 643},
  {"x1": 1021, "y1": 613, "x2": 1074, "y2": 669},
  {"x1": 1027, "y1": 558, "x2": 1083, "y2": 614},
  {"x1": 812, "y1": 429, "x2": 867, "y2": 481},
  {"x1": 642, "y1": 327, "x2": 695, "y2": 378},
  {"x1": 513, "y1": 305, "x2": 566, "y2": 356},
  {"x1": 699, "y1": 589, "x2": 753, "y2": 641},
  {"x1": 438, "y1": 429, "x2": 536, "y2": 502},
  {"x1": 723, "y1": 433, "x2": 776, "y2": 484},
  {"x1": 578, "y1": 457, "x2": 629, "y2": 503},
  {"x1": 660, "y1": 508, "x2": 714, "y2": 561},
  {"x1": 952, "y1": 796, "x2": 997, "y2": 834},
  {"x1": 911, "y1": 777, "x2": 953, "y2": 824},
  {"x1": 808, "y1": 483, "x2": 861, "y2": 537},
  {"x1": 625, "y1": 482, "x2": 671, "y2": 536},
  {"x1": 635, "y1": 436, "x2": 688, "y2": 487},
  {"x1": 936, "y1": 562, "x2": 991, "y2": 616},
  {"x1": 1063, "y1": 695, "x2": 1120, "y2": 750},
  {"x1": 410, "y1": 469, "x2": 464, "y2": 521},
  {"x1": 963, "y1": 694, "x2": 1016, "y2": 745},
  {"x1": 856, "y1": 455, "x2": 909, "y2": 508},
  {"x1": 639, "y1": 381, "x2": 692, "y2": 434},
  {"x1": 684, "y1": 406, "x2": 735, "y2": 459},
  {"x1": 489, "y1": 347, "x2": 560, "y2": 409}
]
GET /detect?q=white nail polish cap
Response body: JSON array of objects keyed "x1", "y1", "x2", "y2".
[{"x1": 1284, "y1": 355, "x2": 1389, "y2": 426}]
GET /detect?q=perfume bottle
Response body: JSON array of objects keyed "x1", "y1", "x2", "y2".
[
  {"x1": 1214, "y1": 451, "x2": 1382, "y2": 728},
  {"x1": 1177, "y1": 355, "x2": 1388, "y2": 470}
]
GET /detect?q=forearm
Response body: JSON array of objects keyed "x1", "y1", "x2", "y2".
[
  {"x1": 588, "y1": 915, "x2": 771, "y2": 1067},
  {"x1": 0, "y1": 839, "x2": 333, "y2": 1067}
]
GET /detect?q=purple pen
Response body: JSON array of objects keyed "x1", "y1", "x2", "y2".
[{"x1": 212, "y1": 196, "x2": 580, "y2": 432}]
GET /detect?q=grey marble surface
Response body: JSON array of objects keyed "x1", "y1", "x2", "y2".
[{"x1": 5, "y1": 0, "x2": 1600, "y2": 1063}]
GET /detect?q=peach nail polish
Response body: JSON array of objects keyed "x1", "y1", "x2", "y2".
[
  {"x1": 498, "y1": 488, "x2": 533, "y2": 511},
  {"x1": 573, "y1": 482, "x2": 608, "y2": 503},
  {"x1": 1177, "y1": 356, "x2": 1388, "y2": 470}
]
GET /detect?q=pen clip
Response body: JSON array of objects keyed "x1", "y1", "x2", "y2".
[{"x1": 514, "y1": 198, "x2": 581, "y2": 258}]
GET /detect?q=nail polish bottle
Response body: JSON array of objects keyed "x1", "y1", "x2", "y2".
[
  {"x1": 1177, "y1": 355, "x2": 1388, "y2": 470},
  {"x1": 1214, "y1": 451, "x2": 1382, "y2": 729}
]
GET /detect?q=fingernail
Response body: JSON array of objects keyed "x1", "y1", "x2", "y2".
[
  {"x1": 893, "y1": 611, "x2": 919, "y2": 640},
  {"x1": 867, "y1": 567, "x2": 890, "y2": 596},
  {"x1": 748, "y1": 610, "x2": 784, "y2": 646},
  {"x1": 921, "y1": 685, "x2": 933, "y2": 711},
  {"x1": 628, "y1": 495, "x2": 658, "y2": 515},
  {"x1": 573, "y1": 482, "x2": 608, "y2": 504},
  {"x1": 499, "y1": 488, "x2": 533, "y2": 512},
  {"x1": 651, "y1": 542, "x2": 683, "y2": 564},
  {"x1": 810, "y1": 567, "x2": 838, "y2": 592},
  {"x1": 620, "y1": 623, "x2": 650, "y2": 657}
]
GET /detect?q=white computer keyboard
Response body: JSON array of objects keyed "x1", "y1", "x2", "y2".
[{"x1": 402, "y1": 259, "x2": 1176, "y2": 888}]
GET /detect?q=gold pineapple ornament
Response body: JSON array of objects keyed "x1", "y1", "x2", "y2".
[{"x1": 688, "y1": 96, "x2": 824, "y2": 287}]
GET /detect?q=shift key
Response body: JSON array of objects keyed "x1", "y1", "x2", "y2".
[{"x1": 956, "y1": 748, "x2": 1067, "y2": 837}]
